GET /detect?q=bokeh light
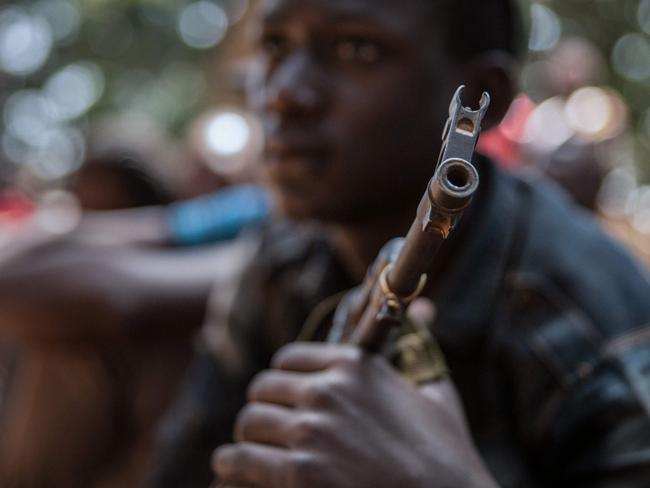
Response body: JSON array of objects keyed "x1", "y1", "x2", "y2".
[
  {"x1": 221, "y1": 0, "x2": 250, "y2": 24},
  {"x1": 205, "y1": 112, "x2": 251, "y2": 157},
  {"x1": 565, "y1": 87, "x2": 627, "y2": 141},
  {"x1": 44, "y1": 63, "x2": 105, "y2": 121},
  {"x1": 3, "y1": 90, "x2": 57, "y2": 145},
  {"x1": 599, "y1": 167, "x2": 639, "y2": 218},
  {"x1": 178, "y1": 1, "x2": 229, "y2": 49},
  {"x1": 33, "y1": 0, "x2": 81, "y2": 44},
  {"x1": 0, "y1": 0, "x2": 647, "y2": 212},
  {"x1": 0, "y1": 7, "x2": 53, "y2": 76},
  {"x1": 522, "y1": 97, "x2": 574, "y2": 151},
  {"x1": 529, "y1": 4, "x2": 562, "y2": 52},
  {"x1": 26, "y1": 126, "x2": 85, "y2": 181},
  {"x1": 612, "y1": 33, "x2": 650, "y2": 82},
  {"x1": 638, "y1": 0, "x2": 650, "y2": 35},
  {"x1": 628, "y1": 185, "x2": 650, "y2": 233},
  {"x1": 191, "y1": 107, "x2": 263, "y2": 176}
]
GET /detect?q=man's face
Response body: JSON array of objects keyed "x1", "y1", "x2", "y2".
[{"x1": 254, "y1": 0, "x2": 459, "y2": 222}]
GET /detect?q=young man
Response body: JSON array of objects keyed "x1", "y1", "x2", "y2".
[
  {"x1": 148, "y1": 0, "x2": 650, "y2": 488},
  {"x1": 152, "y1": 0, "x2": 650, "y2": 487}
]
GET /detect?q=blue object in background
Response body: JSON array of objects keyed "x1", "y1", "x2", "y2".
[{"x1": 168, "y1": 184, "x2": 271, "y2": 246}]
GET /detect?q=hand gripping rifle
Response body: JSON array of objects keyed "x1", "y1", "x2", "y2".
[{"x1": 325, "y1": 85, "x2": 490, "y2": 353}]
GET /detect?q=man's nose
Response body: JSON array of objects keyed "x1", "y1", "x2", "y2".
[{"x1": 264, "y1": 52, "x2": 327, "y2": 121}]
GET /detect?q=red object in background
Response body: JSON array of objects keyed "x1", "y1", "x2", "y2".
[
  {"x1": 0, "y1": 190, "x2": 35, "y2": 223},
  {"x1": 477, "y1": 94, "x2": 536, "y2": 170}
]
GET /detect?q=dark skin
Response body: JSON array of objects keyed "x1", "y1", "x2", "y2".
[
  {"x1": 0, "y1": 230, "x2": 220, "y2": 344},
  {"x1": 217, "y1": 343, "x2": 498, "y2": 488},
  {"x1": 215, "y1": 0, "x2": 515, "y2": 486},
  {"x1": 0, "y1": 230, "x2": 234, "y2": 486},
  {"x1": 256, "y1": 0, "x2": 512, "y2": 277}
]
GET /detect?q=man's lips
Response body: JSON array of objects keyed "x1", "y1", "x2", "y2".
[
  {"x1": 264, "y1": 134, "x2": 330, "y2": 162},
  {"x1": 263, "y1": 136, "x2": 331, "y2": 189}
]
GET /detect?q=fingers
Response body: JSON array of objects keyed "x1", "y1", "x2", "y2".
[
  {"x1": 214, "y1": 442, "x2": 291, "y2": 488},
  {"x1": 247, "y1": 370, "x2": 307, "y2": 406},
  {"x1": 271, "y1": 342, "x2": 364, "y2": 372},
  {"x1": 419, "y1": 378, "x2": 471, "y2": 434},
  {"x1": 407, "y1": 298, "x2": 437, "y2": 329},
  {"x1": 419, "y1": 378, "x2": 461, "y2": 406},
  {"x1": 235, "y1": 403, "x2": 294, "y2": 445}
]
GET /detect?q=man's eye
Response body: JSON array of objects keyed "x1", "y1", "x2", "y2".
[
  {"x1": 335, "y1": 38, "x2": 383, "y2": 65},
  {"x1": 260, "y1": 34, "x2": 288, "y2": 59}
]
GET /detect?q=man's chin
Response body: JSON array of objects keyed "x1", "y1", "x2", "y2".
[
  {"x1": 273, "y1": 192, "x2": 321, "y2": 221},
  {"x1": 270, "y1": 183, "x2": 379, "y2": 224},
  {"x1": 271, "y1": 188, "x2": 340, "y2": 223}
]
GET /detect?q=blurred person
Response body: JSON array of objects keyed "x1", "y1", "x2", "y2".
[
  {"x1": 0, "y1": 24, "x2": 275, "y2": 488},
  {"x1": 515, "y1": 37, "x2": 617, "y2": 211},
  {"x1": 0, "y1": 153, "x2": 269, "y2": 486},
  {"x1": 69, "y1": 149, "x2": 176, "y2": 211},
  {"x1": 128, "y1": 0, "x2": 650, "y2": 487},
  {"x1": 69, "y1": 109, "x2": 270, "y2": 248},
  {"x1": 0, "y1": 229, "x2": 260, "y2": 487},
  {"x1": 76, "y1": 183, "x2": 271, "y2": 248}
]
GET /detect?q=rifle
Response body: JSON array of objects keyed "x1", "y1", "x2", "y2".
[{"x1": 325, "y1": 85, "x2": 490, "y2": 354}]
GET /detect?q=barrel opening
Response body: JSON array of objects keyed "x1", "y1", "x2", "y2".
[{"x1": 444, "y1": 163, "x2": 471, "y2": 191}]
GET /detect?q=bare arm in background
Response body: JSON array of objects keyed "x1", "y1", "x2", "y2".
[
  {"x1": 0, "y1": 230, "x2": 248, "y2": 487},
  {"x1": 0, "y1": 231, "x2": 227, "y2": 345},
  {"x1": 75, "y1": 206, "x2": 172, "y2": 247}
]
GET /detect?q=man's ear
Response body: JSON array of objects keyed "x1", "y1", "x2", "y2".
[{"x1": 461, "y1": 51, "x2": 519, "y2": 130}]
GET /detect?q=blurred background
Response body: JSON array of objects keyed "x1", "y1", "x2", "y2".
[
  {"x1": 0, "y1": 0, "x2": 649, "y2": 258},
  {"x1": 0, "y1": 0, "x2": 262, "y2": 235}
]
